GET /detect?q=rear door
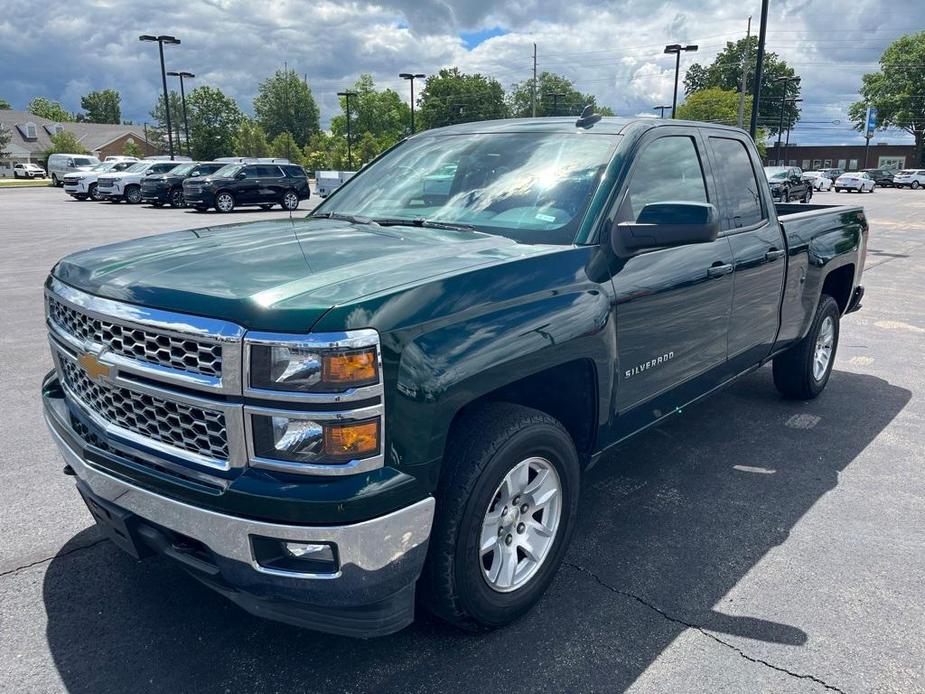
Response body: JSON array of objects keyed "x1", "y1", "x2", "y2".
[
  {"x1": 254, "y1": 165, "x2": 284, "y2": 202},
  {"x1": 610, "y1": 129, "x2": 735, "y2": 414},
  {"x1": 706, "y1": 132, "x2": 787, "y2": 371}
]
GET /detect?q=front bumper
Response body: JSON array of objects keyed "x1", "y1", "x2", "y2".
[
  {"x1": 43, "y1": 375, "x2": 435, "y2": 637},
  {"x1": 64, "y1": 179, "x2": 89, "y2": 195},
  {"x1": 182, "y1": 187, "x2": 215, "y2": 206},
  {"x1": 141, "y1": 184, "x2": 169, "y2": 203}
]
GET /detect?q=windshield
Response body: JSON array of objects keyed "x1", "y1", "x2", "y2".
[
  {"x1": 170, "y1": 163, "x2": 197, "y2": 175},
  {"x1": 210, "y1": 164, "x2": 243, "y2": 178},
  {"x1": 315, "y1": 132, "x2": 620, "y2": 244},
  {"x1": 767, "y1": 171, "x2": 789, "y2": 181},
  {"x1": 92, "y1": 162, "x2": 117, "y2": 172},
  {"x1": 74, "y1": 157, "x2": 99, "y2": 167},
  {"x1": 123, "y1": 162, "x2": 151, "y2": 173}
]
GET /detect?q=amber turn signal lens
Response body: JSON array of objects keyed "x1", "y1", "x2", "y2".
[
  {"x1": 322, "y1": 349, "x2": 378, "y2": 385},
  {"x1": 324, "y1": 420, "x2": 380, "y2": 459}
]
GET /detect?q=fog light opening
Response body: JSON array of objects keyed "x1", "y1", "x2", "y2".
[{"x1": 250, "y1": 535, "x2": 340, "y2": 576}]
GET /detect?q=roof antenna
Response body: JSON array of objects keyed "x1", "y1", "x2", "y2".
[{"x1": 576, "y1": 104, "x2": 601, "y2": 129}]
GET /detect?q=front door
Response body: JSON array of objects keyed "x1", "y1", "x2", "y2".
[
  {"x1": 705, "y1": 134, "x2": 787, "y2": 370},
  {"x1": 610, "y1": 131, "x2": 735, "y2": 417}
]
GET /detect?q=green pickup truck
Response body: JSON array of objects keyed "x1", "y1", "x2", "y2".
[{"x1": 42, "y1": 115, "x2": 867, "y2": 637}]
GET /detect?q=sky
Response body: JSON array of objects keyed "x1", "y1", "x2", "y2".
[{"x1": 1, "y1": 0, "x2": 922, "y2": 146}]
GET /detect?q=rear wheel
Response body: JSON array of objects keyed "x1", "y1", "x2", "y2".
[
  {"x1": 125, "y1": 185, "x2": 142, "y2": 204},
  {"x1": 420, "y1": 403, "x2": 580, "y2": 631},
  {"x1": 215, "y1": 191, "x2": 235, "y2": 213},
  {"x1": 773, "y1": 295, "x2": 840, "y2": 400},
  {"x1": 801, "y1": 188, "x2": 812, "y2": 203},
  {"x1": 282, "y1": 190, "x2": 300, "y2": 211},
  {"x1": 912, "y1": 180, "x2": 920, "y2": 190}
]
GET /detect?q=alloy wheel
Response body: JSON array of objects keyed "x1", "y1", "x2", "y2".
[
  {"x1": 813, "y1": 316, "x2": 835, "y2": 381},
  {"x1": 216, "y1": 193, "x2": 234, "y2": 212},
  {"x1": 283, "y1": 191, "x2": 299, "y2": 210}
]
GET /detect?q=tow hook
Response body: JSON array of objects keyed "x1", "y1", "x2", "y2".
[{"x1": 63, "y1": 464, "x2": 76, "y2": 476}]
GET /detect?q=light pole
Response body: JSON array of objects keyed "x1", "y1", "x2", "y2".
[
  {"x1": 749, "y1": 0, "x2": 770, "y2": 138},
  {"x1": 664, "y1": 43, "x2": 698, "y2": 118},
  {"x1": 771, "y1": 76, "x2": 801, "y2": 164},
  {"x1": 653, "y1": 105, "x2": 672, "y2": 119},
  {"x1": 338, "y1": 90, "x2": 357, "y2": 169},
  {"x1": 168, "y1": 71, "x2": 193, "y2": 157},
  {"x1": 399, "y1": 73, "x2": 425, "y2": 134},
  {"x1": 139, "y1": 34, "x2": 181, "y2": 160},
  {"x1": 167, "y1": 71, "x2": 194, "y2": 157}
]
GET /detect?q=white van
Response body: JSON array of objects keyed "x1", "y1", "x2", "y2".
[{"x1": 47, "y1": 153, "x2": 101, "y2": 187}]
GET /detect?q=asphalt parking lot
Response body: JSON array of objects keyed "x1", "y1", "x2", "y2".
[{"x1": 1, "y1": 186, "x2": 923, "y2": 693}]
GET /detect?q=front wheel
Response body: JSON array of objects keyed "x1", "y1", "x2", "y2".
[
  {"x1": 51, "y1": 174, "x2": 60, "y2": 187},
  {"x1": 169, "y1": 188, "x2": 185, "y2": 208},
  {"x1": 782, "y1": 190, "x2": 790, "y2": 202},
  {"x1": 125, "y1": 185, "x2": 142, "y2": 204},
  {"x1": 215, "y1": 191, "x2": 235, "y2": 213},
  {"x1": 773, "y1": 295, "x2": 840, "y2": 400},
  {"x1": 420, "y1": 403, "x2": 580, "y2": 631},
  {"x1": 281, "y1": 190, "x2": 300, "y2": 211},
  {"x1": 88, "y1": 183, "x2": 102, "y2": 201}
]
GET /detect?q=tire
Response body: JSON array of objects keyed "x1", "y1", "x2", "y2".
[
  {"x1": 912, "y1": 180, "x2": 920, "y2": 190},
  {"x1": 782, "y1": 190, "x2": 790, "y2": 203},
  {"x1": 281, "y1": 190, "x2": 300, "y2": 211},
  {"x1": 215, "y1": 191, "x2": 235, "y2": 213},
  {"x1": 125, "y1": 185, "x2": 142, "y2": 204},
  {"x1": 773, "y1": 294, "x2": 840, "y2": 400},
  {"x1": 88, "y1": 183, "x2": 102, "y2": 201},
  {"x1": 420, "y1": 403, "x2": 580, "y2": 631},
  {"x1": 801, "y1": 188, "x2": 811, "y2": 203},
  {"x1": 51, "y1": 174, "x2": 60, "y2": 187},
  {"x1": 169, "y1": 188, "x2": 185, "y2": 208}
]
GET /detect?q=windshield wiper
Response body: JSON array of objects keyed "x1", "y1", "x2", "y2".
[
  {"x1": 373, "y1": 217, "x2": 478, "y2": 232},
  {"x1": 307, "y1": 212, "x2": 377, "y2": 225}
]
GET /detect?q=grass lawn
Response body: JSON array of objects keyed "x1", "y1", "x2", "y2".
[{"x1": 0, "y1": 178, "x2": 53, "y2": 188}]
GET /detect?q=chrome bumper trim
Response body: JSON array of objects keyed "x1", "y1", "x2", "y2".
[{"x1": 47, "y1": 411, "x2": 435, "y2": 581}]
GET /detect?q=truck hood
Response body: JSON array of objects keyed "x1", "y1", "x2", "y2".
[{"x1": 52, "y1": 217, "x2": 553, "y2": 332}]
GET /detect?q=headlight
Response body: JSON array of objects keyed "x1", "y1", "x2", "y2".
[
  {"x1": 250, "y1": 414, "x2": 380, "y2": 464},
  {"x1": 247, "y1": 338, "x2": 379, "y2": 392}
]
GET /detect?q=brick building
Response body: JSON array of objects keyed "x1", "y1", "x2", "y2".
[
  {"x1": 0, "y1": 110, "x2": 158, "y2": 177},
  {"x1": 765, "y1": 143, "x2": 920, "y2": 172}
]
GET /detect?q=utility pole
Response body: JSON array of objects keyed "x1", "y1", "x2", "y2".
[
  {"x1": 139, "y1": 34, "x2": 181, "y2": 160},
  {"x1": 338, "y1": 90, "x2": 357, "y2": 169},
  {"x1": 664, "y1": 43, "x2": 698, "y2": 118},
  {"x1": 532, "y1": 43, "x2": 537, "y2": 117},
  {"x1": 548, "y1": 92, "x2": 566, "y2": 116},
  {"x1": 653, "y1": 105, "x2": 672, "y2": 118},
  {"x1": 771, "y1": 77, "x2": 801, "y2": 163},
  {"x1": 749, "y1": 0, "x2": 769, "y2": 138},
  {"x1": 737, "y1": 16, "x2": 752, "y2": 129},
  {"x1": 399, "y1": 72, "x2": 426, "y2": 133},
  {"x1": 167, "y1": 71, "x2": 194, "y2": 157}
]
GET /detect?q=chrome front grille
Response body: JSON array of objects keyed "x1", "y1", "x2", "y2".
[
  {"x1": 48, "y1": 296, "x2": 223, "y2": 377},
  {"x1": 60, "y1": 358, "x2": 229, "y2": 460}
]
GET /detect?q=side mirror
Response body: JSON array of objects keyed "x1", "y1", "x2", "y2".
[
  {"x1": 235, "y1": 172, "x2": 247, "y2": 180},
  {"x1": 612, "y1": 202, "x2": 720, "y2": 254}
]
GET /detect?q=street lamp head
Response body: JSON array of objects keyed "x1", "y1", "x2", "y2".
[
  {"x1": 139, "y1": 35, "x2": 157, "y2": 42},
  {"x1": 664, "y1": 44, "x2": 682, "y2": 53},
  {"x1": 413, "y1": 73, "x2": 425, "y2": 79},
  {"x1": 159, "y1": 35, "x2": 180, "y2": 44},
  {"x1": 683, "y1": 44, "x2": 698, "y2": 52},
  {"x1": 399, "y1": 73, "x2": 413, "y2": 79},
  {"x1": 338, "y1": 91, "x2": 358, "y2": 97},
  {"x1": 168, "y1": 71, "x2": 195, "y2": 78}
]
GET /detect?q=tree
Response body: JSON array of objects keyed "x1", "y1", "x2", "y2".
[
  {"x1": 253, "y1": 69, "x2": 320, "y2": 147},
  {"x1": 186, "y1": 86, "x2": 242, "y2": 160},
  {"x1": 80, "y1": 89, "x2": 121, "y2": 124},
  {"x1": 27, "y1": 97, "x2": 73, "y2": 122},
  {"x1": 0, "y1": 124, "x2": 11, "y2": 155},
  {"x1": 42, "y1": 130, "x2": 87, "y2": 159},
  {"x1": 0, "y1": 98, "x2": 11, "y2": 110},
  {"x1": 302, "y1": 131, "x2": 334, "y2": 173},
  {"x1": 270, "y1": 131, "x2": 303, "y2": 164},
  {"x1": 330, "y1": 74, "x2": 410, "y2": 146},
  {"x1": 508, "y1": 72, "x2": 609, "y2": 117},
  {"x1": 122, "y1": 139, "x2": 143, "y2": 158},
  {"x1": 356, "y1": 132, "x2": 381, "y2": 166},
  {"x1": 233, "y1": 118, "x2": 271, "y2": 157},
  {"x1": 683, "y1": 36, "x2": 801, "y2": 134},
  {"x1": 849, "y1": 31, "x2": 925, "y2": 166},
  {"x1": 676, "y1": 88, "x2": 767, "y2": 157},
  {"x1": 149, "y1": 91, "x2": 184, "y2": 154},
  {"x1": 418, "y1": 68, "x2": 507, "y2": 130}
]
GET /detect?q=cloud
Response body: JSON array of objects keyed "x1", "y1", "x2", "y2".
[{"x1": 0, "y1": 0, "x2": 921, "y2": 145}]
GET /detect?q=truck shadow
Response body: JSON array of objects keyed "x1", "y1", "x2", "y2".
[{"x1": 42, "y1": 368, "x2": 909, "y2": 693}]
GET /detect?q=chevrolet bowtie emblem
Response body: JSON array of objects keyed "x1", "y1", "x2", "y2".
[{"x1": 77, "y1": 352, "x2": 112, "y2": 383}]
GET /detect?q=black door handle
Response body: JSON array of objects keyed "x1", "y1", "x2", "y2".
[
  {"x1": 765, "y1": 249, "x2": 786, "y2": 261},
  {"x1": 707, "y1": 263, "x2": 734, "y2": 278}
]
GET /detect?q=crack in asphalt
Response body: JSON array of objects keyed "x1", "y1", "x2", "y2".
[
  {"x1": 0, "y1": 538, "x2": 107, "y2": 579},
  {"x1": 563, "y1": 560, "x2": 846, "y2": 694}
]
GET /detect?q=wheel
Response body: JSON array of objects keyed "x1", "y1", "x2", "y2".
[
  {"x1": 281, "y1": 190, "x2": 300, "y2": 211},
  {"x1": 912, "y1": 181, "x2": 920, "y2": 190},
  {"x1": 51, "y1": 174, "x2": 60, "y2": 187},
  {"x1": 420, "y1": 403, "x2": 580, "y2": 631},
  {"x1": 88, "y1": 183, "x2": 102, "y2": 201},
  {"x1": 782, "y1": 190, "x2": 790, "y2": 202},
  {"x1": 169, "y1": 188, "x2": 185, "y2": 208},
  {"x1": 215, "y1": 191, "x2": 235, "y2": 213},
  {"x1": 801, "y1": 188, "x2": 811, "y2": 203},
  {"x1": 259, "y1": 204, "x2": 274, "y2": 210},
  {"x1": 125, "y1": 185, "x2": 142, "y2": 204},
  {"x1": 773, "y1": 295, "x2": 840, "y2": 400}
]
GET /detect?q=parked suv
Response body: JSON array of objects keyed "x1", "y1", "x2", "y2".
[
  {"x1": 63, "y1": 160, "x2": 135, "y2": 200},
  {"x1": 47, "y1": 153, "x2": 101, "y2": 187},
  {"x1": 183, "y1": 162, "x2": 310, "y2": 212},
  {"x1": 12, "y1": 162, "x2": 46, "y2": 179},
  {"x1": 892, "y1": 169, "x2": 925, "y2": 189},
  {"x1": 96, "y1": 161, "x2": 181, "y2": 203},
  {"x1": 764, "y1": 165, "x2": 812, "y2": 202},
  {"x1": 142, "y1": 161, "x2": 227, "y2": 208},
  {"x1": 861, "y1": 168, "x2": 894, "y2": 187}
]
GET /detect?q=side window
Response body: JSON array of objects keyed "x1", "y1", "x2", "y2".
[
  {"x1": 624, "y1": 136, "x2": 707, "y2": 221},
  {"x1": 255, "y1": 165, "x2": 282, "y2": 177},
  {"x1": 708, "y1": 136, "x2": 765, "y2": 229}
]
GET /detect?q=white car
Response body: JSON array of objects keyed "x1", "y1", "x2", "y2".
[
  {"x1": 12, "y1": 162, "x2": 46, "y2": 179},
  {"x1": 803, "y1": 171, "x2": 833, "y2": 191},
  {"x1": 95, "y1": 160, "x2": 182, "y2": 203},
  {"x1": 62, "y1": 161, "x2": 135, "y2": 200},
  {"x1": 892, "y1": 169, "x2": 925, "y2": 189},
  {"x1": 834, "y1": 171, "x2": 875, "y2": 193}
]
